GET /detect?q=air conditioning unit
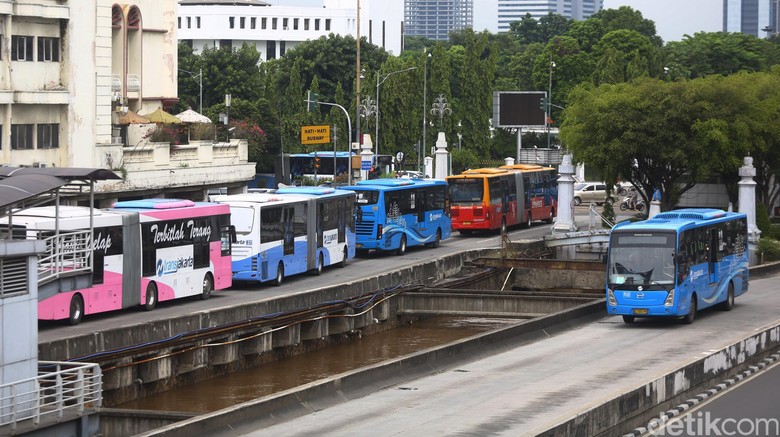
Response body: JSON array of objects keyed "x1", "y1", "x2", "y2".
[{"x1": 32, "y1": 162, "x2": 46, "y2": 168}]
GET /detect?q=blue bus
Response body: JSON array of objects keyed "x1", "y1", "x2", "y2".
[
  {"x1": 344, "y1": 179, "x2": 451, "y2": 255},
  {"x1": 213, "y1": 186, "x2": 356, "y2": 285},
  {"x1": 606, "y1": 208, "x2": 749, "y2": 324}
]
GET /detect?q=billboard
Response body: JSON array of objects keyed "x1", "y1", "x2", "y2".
[
  {"x1": 301, "y1": 125, "x2": 331, "y2": 145},
  {"x1": 492, "y1": 91, "x2": 547, "y2": 128}
]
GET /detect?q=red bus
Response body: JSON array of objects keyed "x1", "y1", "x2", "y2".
[{"x1": 446, "y1": 164, "x2": 557, "y2": 234}]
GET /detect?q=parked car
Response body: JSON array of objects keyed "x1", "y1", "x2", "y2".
[{"x1": 573, "y1": 182, "x2": 614, "y2": 206}]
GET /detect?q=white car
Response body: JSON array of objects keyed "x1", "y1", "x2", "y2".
[{"x1": 573, "y1": 182, "x2": 615, "y2": 206}]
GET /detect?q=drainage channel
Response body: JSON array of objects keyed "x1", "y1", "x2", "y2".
[{"x1": 114, "y1": 316, "x2": 514, "y2": 413}]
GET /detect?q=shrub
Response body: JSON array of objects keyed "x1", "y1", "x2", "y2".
[
  {"x1": 757, "y1": 237, "x2": 780, "y2": 262},
  {"x1": 145, "y1": 124, "x2": 180, "y2": 144}
]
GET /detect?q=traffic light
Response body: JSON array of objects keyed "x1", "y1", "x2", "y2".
[
  {"x1": 314, "y1": 156, "x2": 320, "y2": 169},
  {"x1": 539, "y1": 96, "x2": 548, "y2": 112},
  {"x1": 306, "y1": 90, "x2": 319, "y2": 112}
]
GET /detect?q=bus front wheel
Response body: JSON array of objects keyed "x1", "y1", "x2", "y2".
[
  {"x1": 144, "y1": 283, "x2": 158, "y2": 311},
  {"x1": 201, "y1": 273, "x2": 214, "y2": 300},
  {"x1": 312, "y1": 252, "x2": 324, "y2": 276},
  {"x1": 622, "y1": 315, "x2": 635, "y2": 324},
  {"x1": 69, "y1": 294, "x2": 84, "y2": 326},
  {"x1": 683, "y1": 294, "x2": 697, "y2": 324},
  {"x1": 396, "y1": 235, "x2": 407, "y2": 256}
]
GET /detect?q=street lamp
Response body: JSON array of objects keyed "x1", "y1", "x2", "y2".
[
  {"x1": 546, "y1": 56, "x2": 555, "y2": 150},
  {"x1": 179, "y1": 67, "x2": 203, "y2": 114},
  {"x1": 430, "y1": 94, "x2": 452, "y2": 130},
  {"x1": 422, "y1": 50, "x2": 431, "y2": 173},
  {"x1": 360, "y1": 96, "x2": 376, "y2": 133},
  {"x1": 375, "y1": 66, "x2": 417, "y2": 156},
  {"x1": 307, "y1": 98, "x2": 353, "y2": 186}
]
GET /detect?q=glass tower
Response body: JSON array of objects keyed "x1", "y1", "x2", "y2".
[{"x1": 404, "y1": 0, "x2": 474, "y2": 40}]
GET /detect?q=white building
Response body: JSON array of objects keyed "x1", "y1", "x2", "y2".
[
  {"x1": 0, "y1": 0, "x2": 255, "y2": 206},
  {"x1": 723, "y1": 0, "x2": 778, "y2": 37},
  {"x1": 497, "y1": 0, "x2": 604, "y2": 33},
  {"x1": 177, "y1": 0, "x2": 404, "y2": 59}
]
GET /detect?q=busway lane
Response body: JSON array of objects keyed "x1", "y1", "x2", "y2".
[
  {"x1": 227, "y1": 274, "x2": 780, "y2": 437},
  {"x1": 37, "y1": 219, "x2": 556, "y2": 344}
]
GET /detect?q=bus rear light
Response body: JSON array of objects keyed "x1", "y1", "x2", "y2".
[
  {"x1": 473, "y1": 207, "x2": 483, "y2": 217},
  {"x1": 377, "y1": 224, "x2": 383, "y2": 240},
  {"x1": 607, "y1": 289, "x2": 617, "y2": 306},
  {"x1": 664, "y1": 289, "x2": 675, "y2": 307},
  {"x1": 450, "y1": 208, "x2": 459, "y2": 217}
]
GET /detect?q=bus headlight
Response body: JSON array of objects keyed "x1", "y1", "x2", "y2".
[
  {"x1": 377, "y1": 224, "x2": 383, "y2": 240},
  {"x1": 664, "y1": 289, "x2": 675, "y2": 307},
  {"x1": 607, "y1": 289, "x2": 617, "y2": 306}
]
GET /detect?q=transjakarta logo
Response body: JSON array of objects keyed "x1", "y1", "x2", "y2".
[{"x1": 156, "y1": 256, "x2": 194, "y2": 276}]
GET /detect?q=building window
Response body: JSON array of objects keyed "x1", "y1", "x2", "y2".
[
  {"x1": 37, "y1": 124, "x2": 59, "y2": 149},
  {"x1": 283, "y1": 18, "x2": 289, "y2": 30},
  {"x1": 38, "y1": 37, "x2": 60, "y2": 62},
  {"x1": 262, "y1": 17, "x2": 267, "y2": 29},
  {"x1": 240, "y1": 17, "x2": 245, "y2": 29},
  {"x1": 187, "y1": 16, "x2": 191, "y2": 28},
  {"x1": 272, "y1": 18, "x2": 277, "y2": 30},
  {"x1": 11, "y1": 124, "x2": 34, "y2": 150},
  {"x1": 251, "y1": 17, "x2": 256, "y2": 29},
  {"x1": 178, "y1": 17, "x2": 181, "y2": 28},
  {"x1": 11, "y1": 36, "x2": 33, "y2": 61},
  {"x1": 325, "y1": 19, "x2": 331, "y2": 31},
  {"x1": 229, "y1": 16, "x2": 235, "y2": 29},
  {"x1": 220, "y1": 40, "x2": 231, "y2": 49},
  {"x1": 280, "y1": 41, "x2": 286, "y2": 57},
  {"x1": 304, "y1": 19, "x2": 309, "y2": 30},
  {"x1": 266, "y1": 40, "x2": 276, "y2": 60},
  {"x1": 315, "y1": 19, "x2": 320, "y2": 31},
  {"x1": 197, "y1": 17, "x2": 201, "y2": 28},
  {"x1": 294, "y1": 18, "x2": 299, "y2": 30}
]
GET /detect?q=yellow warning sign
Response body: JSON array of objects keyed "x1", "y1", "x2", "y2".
[{"x1": 301, "y1": 125, "x2": 330, "y2": 145}]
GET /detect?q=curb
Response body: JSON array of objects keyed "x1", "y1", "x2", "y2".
[{"x1": 623, "y1": 351, "x2": 780, "y2": 437}]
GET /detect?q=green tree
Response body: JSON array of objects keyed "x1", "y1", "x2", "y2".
[
  {"x1": 592, "y1": 29, "x2": 659, "y2": 84},
  {"x1": 458, "y1": 30, "x2": 498, "y2": 158},
  {"x1": 590, "y1": 6, "x2": 661, "y2": 46},
  {"x1": 664, "y1": 32, "x2": 779, "y2": 79}
]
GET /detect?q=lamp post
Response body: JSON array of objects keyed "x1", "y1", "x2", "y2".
[
  {"x1": 179, "y1": 67, "x2": 203, "y2": 114},
  {"x1": 430, "y1": 94, "x2": 452, "y2": 130},
  {"x1": 546, "y1": 56, "x2": 554, "y2": 151},
  {"x1": 375, "y1": 66, "x2": 416, "y2": 156},
  {"x1": 360, "y1": 96, "x2": 376, "y2": 135},
  {"x1": 422, "y1": 50, "x2": 431, "y2": 173}
]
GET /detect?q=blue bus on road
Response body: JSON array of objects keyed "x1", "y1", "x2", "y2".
[
  {"x1": 213, "y1": 186, "x2": 356, "y2": 286},
  {"x1": 606, "y1": 208, "x2": 749, "y2": 324},
  {"x1": 345, "y1": 179, "x2": 451, "y2": 255}
]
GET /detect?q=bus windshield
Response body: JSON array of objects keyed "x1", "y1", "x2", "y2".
[
  {"x1": 608, "y1": 231, "x2": 676, "y2": 287},
  {"x1": 449, "y1": 179, "x2": 483, "y2": 203}
]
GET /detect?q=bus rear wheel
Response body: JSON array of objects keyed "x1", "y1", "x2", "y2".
[
  {"x1": 69, "y1": 294, "x2": 84, "y2": 326},
  {"x1": 273, "y1": 263, "x2": 284, "y2": 286},
  {"x1": 622, "y1": 315, "x2": 635, "y2": 324},
  {"x1": 545, "y1": 209, "x2": 554, "y2": 224},
  {"x1": 396, "y1": 235, "x2": 407, "y2": 256},
  {"x1": 426, "y1": 229, "x2": 441, "y2": 248},
  {"x1": 339, "y1": 246, "x2": 348, "y2": 268},
  {"x1": 201, "y1": 273, "x2": 214, "y2": 300},
  {"x1": 144, "y1": 283, "x2": 158, "y2": 311},
  {"x1": 719, "y1": 283, "x2": 735, "y2": 311},
  {"x1": 682, "y1": 294, "x2": 697, "y2": 324}
]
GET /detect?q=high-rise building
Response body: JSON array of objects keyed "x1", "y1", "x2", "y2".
[
  {"x1": 723, "y1": 0, "x2": 778, "y2": 37},
  {"x1": 404, "y1": 0, "x2": 474, "y2": 41},
  {"x1": 497, "y1": 0, "x2": 603, "y2": 33}
]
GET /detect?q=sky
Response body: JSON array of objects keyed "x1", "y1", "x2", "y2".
[{"x1": 269, "y1": 0, "x2": 723, "y2": 43}]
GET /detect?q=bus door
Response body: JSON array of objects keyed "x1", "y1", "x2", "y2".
[
  {"x1": 501, "y1": 180, "x2": 510, "y2": 217},
  {"x1": 708, "y1": 227, "x2": 721, "y2": 284},
  {"x1": 338, "y1": 198, "x2": 346, "y2": 243},
  {"x1": 282, "y1": 206, "x2": 295, "y2": 256},
  {"x1": 413, "y1": 189, "x2": 424, "y2": 232}
]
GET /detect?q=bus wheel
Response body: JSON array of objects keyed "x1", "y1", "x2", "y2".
[
  {"x1": 144, "y1": 283, "x2": 158, "y2": 311},
  {"x1": 426, "y1": 229, "x2": 441, "y2": 248},
  {"x1": 339, "y1": 246, "x2": 348, "y2": 268},
  {"x1": 273, "y1": 263, "x2": 284, "y2": 286},
  {"x1": 622, "y1": 315, "x2": 635, "y2": 324},
  {"x1": 69, "y1": 294, "x2": 84, "y2": 326},
  {"x1": 501, "y1": 218, "x2": 508, "y2": 233},
  {"x1": 719, "y1": 283, "x2": 735, "y2": 311},
  {"x1": 545, "y1": 209, "x2": 554, "y2": 224},
  {"x1": 313, "y1": 252, "x2": 324, "y2": 276},
  {"x1": 683, "y1": 294, "x2": 697, "y2": 324},
  {"x1": 201, "y1": 273, "x2": 214, "y2": 300},
  {"x1": 524, "y1": 213, "x2": 532, "y2": 229},
  {"x1": 396, "y1": 235, "x2": 407, "y2": 256}
]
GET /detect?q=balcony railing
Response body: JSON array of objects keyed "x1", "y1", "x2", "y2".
[{"x1": 0, "y1": 361, "x2": 102, "y2": 433}]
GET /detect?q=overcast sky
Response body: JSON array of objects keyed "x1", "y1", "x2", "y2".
[{"x1": 270, "y1": 0, "x2": 723, "y2": 43}]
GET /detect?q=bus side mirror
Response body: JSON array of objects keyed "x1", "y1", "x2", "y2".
[{"x1": 230, "y1": 225, "x2": 237, "y2": 244}]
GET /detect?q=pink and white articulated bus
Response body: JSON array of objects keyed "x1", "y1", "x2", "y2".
[{"x1": 2, "y1": 198, "x2": 234, "y2": 325}]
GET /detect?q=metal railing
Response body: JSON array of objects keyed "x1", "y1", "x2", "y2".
[
  {"x1": 37, "y1": 230, "x2": 92, "y2": 285},
  {"x1": 0, "y1": 361, "x2": 102, "y2": 433},
  {"x1": 588, "y1": 202, "x2": 614, "y2": 229}
]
